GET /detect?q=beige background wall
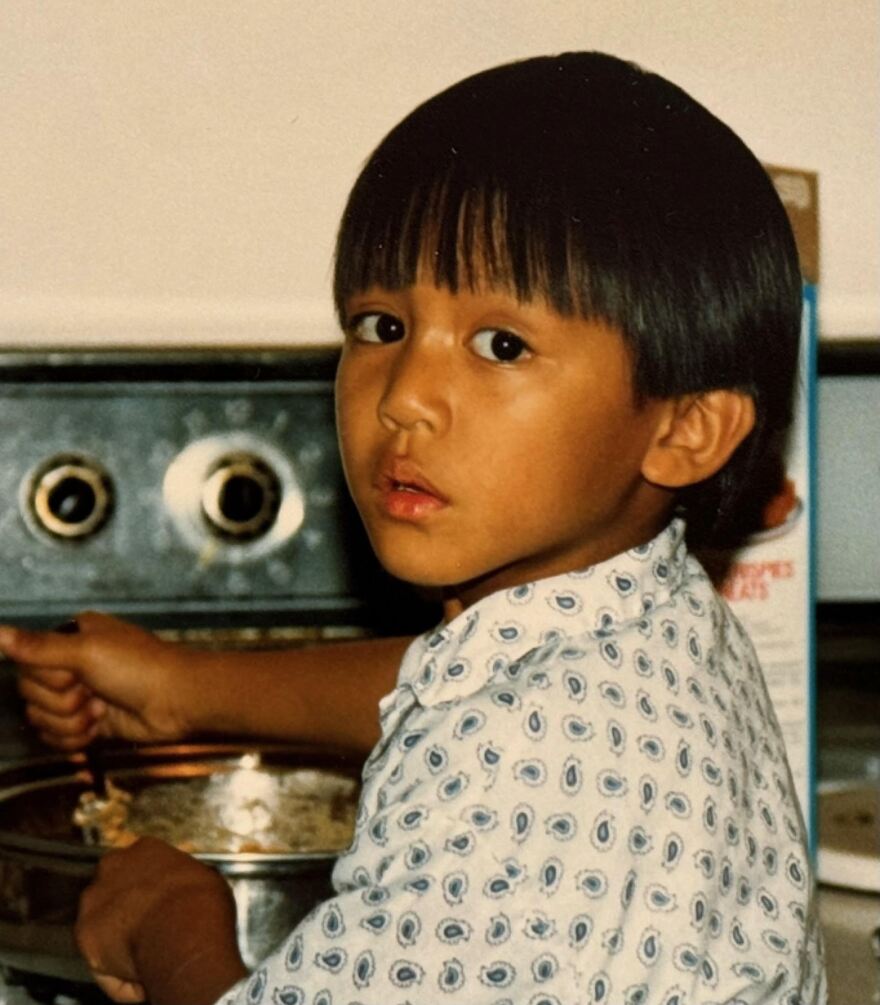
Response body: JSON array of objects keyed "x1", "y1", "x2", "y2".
[{"x1": 1, "y1": 0, "x2": 877, "y2": 347}]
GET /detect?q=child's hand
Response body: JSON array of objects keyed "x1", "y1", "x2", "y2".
[
  {"x1": 76, "y1": 836, "x2": 247, "y2": 1005},
  {"x1": 0, "y1": 612, "x2": 190, "y2": 749}
]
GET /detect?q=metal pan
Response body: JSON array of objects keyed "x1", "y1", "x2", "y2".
[{"x1": 0, "y1": 742, "x2": 362, "y2": 983}]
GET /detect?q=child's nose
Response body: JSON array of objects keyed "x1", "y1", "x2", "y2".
[{"x1": 377, "y1": 337, "x2": 448, "y2": 433}]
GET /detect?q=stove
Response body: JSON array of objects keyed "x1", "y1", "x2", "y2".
[
  {"x1": 0, "y1": 348, "x2": 435, "y2": 1003},
  {"x1": 0, "y1": 350, "x2": 432, "y2": 624}
]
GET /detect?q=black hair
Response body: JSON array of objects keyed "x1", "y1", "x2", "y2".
[{"x1": 333, "y1": 52, "x2": 802, "y2": 547}]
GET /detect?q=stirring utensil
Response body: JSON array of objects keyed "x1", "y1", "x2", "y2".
[
  {"x1": 83, "y1": 738, "x2": 109, "y2": 800},
  {"x1": 54, "y1": 619, "x2": 109, "y2": 801}
]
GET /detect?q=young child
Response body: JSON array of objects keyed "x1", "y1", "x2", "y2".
[{"x1": 0, "y1": 52, "x2": 826, "y2": 1005}]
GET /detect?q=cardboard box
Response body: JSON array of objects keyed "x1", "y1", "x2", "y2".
[{"x1": 705, "y1": 166, "x2": 819, "y2": 846}]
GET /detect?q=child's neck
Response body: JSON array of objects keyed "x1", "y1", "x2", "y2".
[{"x1": 440, "y1": 510, "x2": 674, "y2": 622}]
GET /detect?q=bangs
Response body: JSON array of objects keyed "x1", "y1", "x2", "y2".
[{"x1": 333, "y1": 163, "x2": 592, "y2": 320}]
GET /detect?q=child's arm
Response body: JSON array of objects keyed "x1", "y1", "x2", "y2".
[
  {"x1": 0, "y1": 612, "x2": 410, "y2": 755},
  {"x1": 76, "y1": 836, "x2": 247, "y2": 1005}
]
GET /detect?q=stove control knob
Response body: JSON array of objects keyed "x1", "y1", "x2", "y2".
[
  {"x1": 200, "y1": 452, "x2": 281, "y2": 540},
  {"x1": 31, "y1": 455, "x2": 114, "y2": 540}
]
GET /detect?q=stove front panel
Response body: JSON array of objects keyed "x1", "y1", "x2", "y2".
[{"x1": 0, "y1": 351, "x2": 382, "y2": 627}]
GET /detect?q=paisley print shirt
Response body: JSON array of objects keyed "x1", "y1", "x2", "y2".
[{"x1": 221, "y1": 520, "x2": 826, "y2": 1005}]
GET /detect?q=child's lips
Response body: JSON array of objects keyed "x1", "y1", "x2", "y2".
[{"x1": 375, "y1": 460, "x2": 449, "y2": 519}]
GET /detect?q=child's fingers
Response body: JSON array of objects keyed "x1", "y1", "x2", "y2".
[
  {"x1": 23, "y1": 698, "x2": 96, "y2": 737},
  {"x1": 78, "y1": 884, "x2": 147, "y2": 1001},
  {"x1": 29, "y1": 717, "x2": 98, "y2": 751},
  {"x1": 20, "y1": 685, "x2": 99, "y2": 749},
  {"x1": 0, "y1": 624, "x2": 86, "y2": 668},
  {"x1": 18, "y1": 671, "x2": 91, "y2": 714},
  {"x1": 91, "y1": 972, "x2": 147, "y2": 1004},
  {"x1": 18, "y1": 664, "x2": 81, "y2": 694},
  {"x1": 37, "y1": 729, "x2": 98, "y2": 752},
  {"x1": 17, "y1": 672, "x2": 100, "y2": 749}
]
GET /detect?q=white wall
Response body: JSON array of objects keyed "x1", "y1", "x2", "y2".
[{"x1": 0, "y1": 0, "x2": 876, "y2": 347}]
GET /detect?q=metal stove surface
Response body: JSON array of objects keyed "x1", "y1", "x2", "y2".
[
  {"x1": 0, "y1": 349, "x2": 435, "y2": 632},
  {"x1": 0, "y1": 349, "x2": 369, "y2": 628}
]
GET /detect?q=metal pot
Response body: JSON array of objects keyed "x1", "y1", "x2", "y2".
[{"x1": 0, "y1": 743, "x2": 362, "y2": 985}]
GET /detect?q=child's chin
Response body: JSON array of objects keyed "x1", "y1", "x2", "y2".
[
  {"x1": 372, "y1": 548, "x2": 461, "y2": 591},
  {"x1": 379, "y1": 560, "x2": 450, "y2": 590}
]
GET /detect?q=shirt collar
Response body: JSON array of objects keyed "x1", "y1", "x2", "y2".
[{"x1": 396, "y1": 518, "x2": 689, "y2": 707}]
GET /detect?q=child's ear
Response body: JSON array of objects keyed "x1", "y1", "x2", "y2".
[{"x1": 641, "y1": 389, "x2": 756, "y2": 489}]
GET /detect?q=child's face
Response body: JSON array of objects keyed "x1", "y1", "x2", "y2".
[{"x1": 335, "y1": 277, "x2": 675, "y2": 611}]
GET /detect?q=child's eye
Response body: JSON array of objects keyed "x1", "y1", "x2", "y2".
[
  {"x1": 471, "y1": 328, "x2": 531, "y2": 363},
  {"x1": 348, "y1": 312, "x2": 405, "y2": 344}
]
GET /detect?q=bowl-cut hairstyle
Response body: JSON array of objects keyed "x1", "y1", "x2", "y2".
[{"x1": 333, "y1": 52, "x2": 802, "y2": 546}]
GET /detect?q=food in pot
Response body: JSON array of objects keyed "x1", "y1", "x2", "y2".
[
  {"x1": 74, "y1": 779, "x2": 136, "y2": 847},
  {"x1": 73, "y1": 756, "x2": 358, "y2": 854}
]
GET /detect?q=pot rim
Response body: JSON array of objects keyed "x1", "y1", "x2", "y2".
[{"x1": 0, "y1": 740, "x2": 361, "y2": 867}]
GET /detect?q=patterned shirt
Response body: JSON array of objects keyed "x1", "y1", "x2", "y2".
[{"x1": 221, "y1": 520, "x2": 826, "y2": 1005}]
